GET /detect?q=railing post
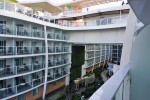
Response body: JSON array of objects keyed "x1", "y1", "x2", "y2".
[{"x1": 3, "y1": 0, "x2": 5, "y2": 10}]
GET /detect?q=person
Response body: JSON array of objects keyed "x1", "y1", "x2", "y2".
[
  {"x1": 87, "y1": 8, "x2": 89, "y2": 11},
  {"x1": 81, "y1": 95, "x2": 85, "y2": 100}
]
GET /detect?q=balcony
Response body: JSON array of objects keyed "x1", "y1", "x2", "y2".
[
  {"x1": 0, "y1": 77, "x2": 44, "y2": 99},
  {"x1": 47, "y1": 69, "x2": 68, "y2": 82},
  {"x1": 0, "y1": 1, "x2": 128, "y2": 29},
  {"x1": 48, "y1": 58, "x2": 69, "y2": 68},
  {"x1": 0, "y1": 46, "x2": 45, "y2": 57},
  {"x1": 0, "y1": 86, "x2": 16, "y2": 99},
  {"x1": 89, "y1": 64, "x2": 130, "y2": 100},
  {"x1": 0, "y1": 24, "x2": 45, "y2": 38},
  {"x1": 0, "y1": 62, "x2": 45, "y2": 78},
  {"x1": 48, "y1": 47, "x2": 70, "y2": 53},
  {"x1": 47, "y1": 33, "x2": 69, "y2": 41}
]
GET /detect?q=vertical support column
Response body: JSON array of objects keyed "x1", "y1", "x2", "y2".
[
  {"x1": 92, "y1": 45, "x2": 96, "y2": 72},
  {"x1": 3, "y1": 0, "x2": 5, "y2": 10},
  {"x1": 120, "y1": 10, "x2": 122, "y2": 22},
  {"x1": 42, "y1": 25, "x2": 48, "y2": 100},
  {"x1": 99, "y1": 44, "x2": 101, "y2": 67}
]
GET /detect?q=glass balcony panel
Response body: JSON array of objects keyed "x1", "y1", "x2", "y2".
[
  {"x1": 33, "y1": 77, "x2": 44, "y2": 87},
  {"x1": 0, "y1": 47, "x2": 14, "y2": 56},
  {"x1": 0, "y1": 2, "x2": 4, "y2": 9},
  {"x1": 31, "y1": 30, "x2": 44, "y2": 38},
  {"x1": 47, "y1": 74, "x2": 54, "y2": 81},
  {"x1": 17, "y1": 82, "x2": 32, "y2": 93},
  {"x1": 32, "y1": 47, "x2": 45, "y2": 54},
  {"x1": 0, "y1": 86, "x2": 16, "y2": 99},
  {"x1": 16, "y1": 27, "x2": 30, "y2": 37},
  {"x1": 5, "y1": 2, "x2": 15, "y2": 12},
  {"x1": 16, "y1": 64, "x2": 31, "y2": 74},
  {"x1": 0, "y1": 24, "x2": 14, "y2": 35},
  {"x1": 33, "y1": 62, "x2": 44, "y2": 71},
  {"x1": 0, "y1": 65, "x2": 15, "y2": 77},
  {"x1": 16, "y1": 47, "x2": 31, "y2": 55}
]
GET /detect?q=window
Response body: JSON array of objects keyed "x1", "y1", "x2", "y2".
[
  {"x1": 61, "y1": 78, "x2": 64, "y2": 82},
  {"x1": 32, "y1": 88, "x2": 38, "y2": 96},
  {"x1": 53, "y1": 81, "x2": 57, "y2": 86},
  {"x1": 15, "y1": 58, "x2": 23, "y2": 66},
  {"x1": 0, "y1": 59, "x2": 6, "y2": 68},
  {"x1": 46, "y1": 84, "x2": 49, "y2": 90},
  {"x1": 17, "y1": 94, "x2": 26, "y2": 100}
]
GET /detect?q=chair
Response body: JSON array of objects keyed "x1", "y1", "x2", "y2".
[
  {"x1": 24, "y1": 30, "x2": 28, "y2": 36},
  {"x1": 17, "y1": 9, "x2": 24, "y2": 14},
  {"x1": 34, "y1": 47, "x2": 40, "y2": 53},
  {"x1": 6, "y1": 28, "x2": 11, "y2": 34},
  {"x1": 56, "y1": 35, "x2": 60, "y2": 39},
  {"x1": 48, "y1": 48, "x2": 52, "y2": 53},
  {"x1": 24, "y1": 64, "x2": 29, "y2": 71},
  {"x1": 48, "y1": 60, "x2": 52, "y2": 67},
  {"x1": 24, "y1": 47, "x2": 29, "y2": 54},
  {"x1": 5, "y1": 65, "x2": 12, "y2": 75},
  {"x1": 56, "y1": 47, "x2": 59, "y2": 52},
  {"x1": 6, "y1": 47, "x2": 13, "y2": 55},
  {"x1": 47, "y1": 34, "x2": 51, "y2": 38},
  {"x1": 7, "y1": 84, "x2": 13, "y2": 94}
]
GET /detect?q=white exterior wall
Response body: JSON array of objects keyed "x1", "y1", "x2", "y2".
[{"x1": 66, "y1": 28, "x2": 125, "y2": 44}]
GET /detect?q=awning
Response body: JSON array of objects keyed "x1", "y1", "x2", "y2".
[
  {"x1": 59, "y1": 0, "x2": 123, "y2": 9},
  {"x1": 18, "y1": 0, "x2": 62, "y2": 13}
]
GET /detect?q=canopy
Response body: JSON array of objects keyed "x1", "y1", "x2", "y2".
[{"x1": 59, "y1": 0, "x2": 123, "y2": 9}]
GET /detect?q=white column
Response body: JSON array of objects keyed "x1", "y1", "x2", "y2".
[
  {"x1": 120, "y1": 9, "x2": 137, "y2": 67},
  {"x1": 42, "y1": 25, "x2": 48, "y2": 100},
  {"x1": 92, "y1": 44, "x2": 96, "y2": 72}
]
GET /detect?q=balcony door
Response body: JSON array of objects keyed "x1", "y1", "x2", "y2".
[
  {"x1": 16, "y1": 24, "x2": 23, "y2": 35},
  {"x1": 16, "y1": 41, "x2": 23, "y2": 54},
  {"x1": 0, "y1": 21, "x2": 6, "y2": 34},
  {"x1": 0, "y1": 59, "x2": 6, "y2": 69},
  {"x1": 15, "y1": 58, "x2": 23, "y2": 67},
  {"x1": 0, "y1": 40, "x2": 6, "y2": 55}
]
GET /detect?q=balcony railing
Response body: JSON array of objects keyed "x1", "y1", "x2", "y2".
[
  {"x1": 0, "y1": 76, "x2": 44, "y2": 99},
  {"x1": 48, "y1": 47, "x2": 70, "y2": 53},
  {"x1": 47, "y1": 33, "x2": 69, "y2": 41},
  {"x1": 0, "y1": 24, "x2": 45, "y2": 38},
  {"x1": 0, "y1": 46, "x2": 45, "y2": 56},
  {"x1": 48, "y1": 59, "x2": 69, "y2": 67},
  {"x1": 0, "y1": 62, "x2": 45, "y2": 78},
  {"x1": 89, "y1": 64, "x2": 131, "y2": 100},
  {"x1": 47, "y1": 70, "x2": 68, "y2": 82},
  {"x1": 0, "y1": 1, "x2": 128, "y2": 28}
]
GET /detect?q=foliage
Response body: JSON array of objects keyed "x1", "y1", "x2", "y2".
[
  {"x1": 93, "y1": 66, "x2": 103, "y2": 79},
  {"x1": 56, "y1": 94, "x2": 66, "y2": 100},
  {"x1": 72, "y1": 94, "x2": 81, "y2": 100},
  {"x1": 2, "y1": 0, "x2": 17, "y2": 3},
  {"x1": 70, "y1": 46, "x2": 85, "y2": 81}
]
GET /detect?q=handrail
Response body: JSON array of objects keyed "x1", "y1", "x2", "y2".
[{"x1": 89, "y1": 64, "x2": 131, "y2": 100}]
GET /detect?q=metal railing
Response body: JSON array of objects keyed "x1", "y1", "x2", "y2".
[
  {"x1": 47, "y1": 33, "x2": 69, "y2": 40},
  {"x1": 0, "y1": 24, "x2": 45, "y2": 38},
  {"x1": 47, "y1": 69, "x2": 68, "y2": 82},
  {"x1": 0, "y1": 1, "x2": 128, "y2": 28},
  {"x1": 48, "y1": 59, "x2": 69, "y2": 67},
  {"x1": 0, "y1": 46, "x2": 45, "y2": 56},
  {"x1": 0, "y1": 76, "x2": 44, "y2": 99},
  {"x1": 0, "y1": 62, "x2": 45, "y2": 78},
  {"x1": 48, "y1": 47, "x2": 70, "y2": 53},
  {"x1": 89, "y1": 64, "x2": 131, "y2": 100}
]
